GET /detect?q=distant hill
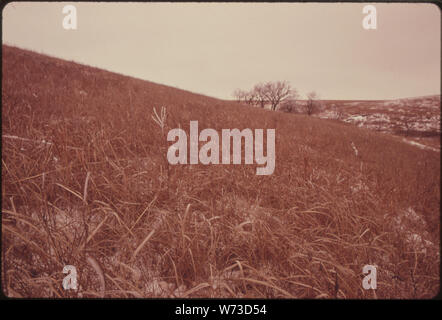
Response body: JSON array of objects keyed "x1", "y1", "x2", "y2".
[
  {"x1": 2, "y1": 45, "x2": 439, "y2": 298},
  {"x1": 314, "y1": 95, "x2": 440, "y2": 151}
]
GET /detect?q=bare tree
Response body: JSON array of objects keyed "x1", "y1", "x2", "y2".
[
  {"x1": 306, "y1": 91, "x2": 320, "y2": 116},
  {"x1": 232, "y1": 88, "x2": 255, "y2": 105},
  {"x1": 252, "y1": 83, "x2": 267, "y2": 108},
  {"x1": 279, "y1": 89, "x2": 299, "y2": 113},
  {"x1": 235, "y1": 81, "x2": 293, "y2": 111},
  {"x1": 244, "y1": 90, "x2": 256, "y2": 106},
  {"x1": 263, "y1": 81, "x2": 292, "y2": 111}
]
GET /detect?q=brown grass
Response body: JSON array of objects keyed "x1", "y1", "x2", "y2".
[{"x1": 2, "y1": 45, "x2": 440, "y2": 298}]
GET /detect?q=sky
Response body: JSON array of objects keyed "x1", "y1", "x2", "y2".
[{"x1": 2, "y1": 2, "x2": 440, "y2": 100}]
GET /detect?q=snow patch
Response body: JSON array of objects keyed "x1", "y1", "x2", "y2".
[{"x1": 402, "y1": 139, "x2": 439, "y2": 152}]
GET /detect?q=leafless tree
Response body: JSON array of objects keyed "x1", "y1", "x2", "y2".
[
  {"x1": 279, "y1": 90, "x2": 299, "y2": 113},
  {"x1": 252, "y1": 83, "x2": 267, "y2": 108},
  {"x1": 235, "y1": 81, "x2": 293, "y2": 111},
  {"x1": 244, "y1": 90, "x2": 256, "y2": 106},
  {"x1": 232, "y1": 88, "x2": 255, "y2": 105},
  {"x1": 263, "y1": 81, "x2": 292, "y2": 111},
  {"x1": 306, "y1": 91, "x2": 320, "y2": 116}
]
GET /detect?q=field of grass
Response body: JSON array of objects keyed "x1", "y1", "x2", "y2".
[{"x1": 2, "y1": 45, "x2": 440, "y2": 298}]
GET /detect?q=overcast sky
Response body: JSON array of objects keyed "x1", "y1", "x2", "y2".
[{"x1": 2, "y1": 2, "x2": 440, "y2": 100}]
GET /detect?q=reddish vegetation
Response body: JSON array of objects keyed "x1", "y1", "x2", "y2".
[{"x1": 2, "y1": 45, "x2": 440, "y2": 298}]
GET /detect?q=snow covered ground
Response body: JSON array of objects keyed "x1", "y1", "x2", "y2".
[{"x1": 402, "y1": 139, "x2": 440, "y2": 152}]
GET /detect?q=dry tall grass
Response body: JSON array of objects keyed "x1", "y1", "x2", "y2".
[{"x1": 2, "y1": 45, "x2": 440, "y2": 298}]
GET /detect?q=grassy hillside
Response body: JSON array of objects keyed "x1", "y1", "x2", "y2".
[{"x1": 2, "y1": 45, "x2": 440, "y2": 298}]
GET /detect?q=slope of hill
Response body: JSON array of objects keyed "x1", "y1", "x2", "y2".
[{"x1": 2, "y1": 45, "x2": 440, "y2": 298}]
